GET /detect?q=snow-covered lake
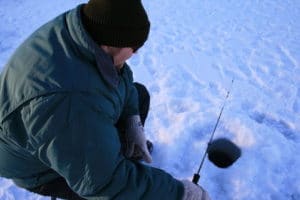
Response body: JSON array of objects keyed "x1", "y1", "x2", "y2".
[{"x1": 1, "y1": 0, "x2": 299, "y2": 199}]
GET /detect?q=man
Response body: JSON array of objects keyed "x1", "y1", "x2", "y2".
[{"x1": 0, "y1": 0, "x2": 210, "y2": 199}]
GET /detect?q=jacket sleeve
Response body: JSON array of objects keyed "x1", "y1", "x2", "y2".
[
  {"x1": 120, "y1": 63, "x2": 140, "y2": 119},
  {"x1": 25, "y1": 92, "x2": 184, "y2": 200}
]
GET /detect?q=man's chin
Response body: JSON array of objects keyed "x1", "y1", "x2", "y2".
[{"x1": 115, "y1": 63, "x2": 125, "y2": 70}]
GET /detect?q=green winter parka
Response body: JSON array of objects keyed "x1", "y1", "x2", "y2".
[{"x1": 0, "y1": 5, "x2": 184, "y2": 200}]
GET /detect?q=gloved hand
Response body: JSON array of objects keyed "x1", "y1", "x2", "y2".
[
  {"x1": 181, "y1": 180, "x2": 211, "y2": 200},
  {"x1": 123, "y1": 115, "x2": 152, "y2": 163}
]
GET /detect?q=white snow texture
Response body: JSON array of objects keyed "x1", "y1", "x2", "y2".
[{"x1": 0, "y1": 0, "x2": 300, "y2": 199}]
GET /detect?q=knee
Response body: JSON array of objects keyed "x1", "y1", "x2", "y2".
[{"x1": 134, "y1": 82, "x2": 150, "y2": 101}]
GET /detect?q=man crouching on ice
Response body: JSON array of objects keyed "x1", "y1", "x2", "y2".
[{"x1": 0, "y1": 0, "x2": 210, "y2": 199}]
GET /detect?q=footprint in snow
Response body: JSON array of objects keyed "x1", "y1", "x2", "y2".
[{"x1": 249, "y1": 111, "x2": 297, "y2": 141}]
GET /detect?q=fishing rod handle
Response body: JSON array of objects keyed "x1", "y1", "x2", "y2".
[{"x1": 192, "y1": 174, "x2": 200, "y2": 184}]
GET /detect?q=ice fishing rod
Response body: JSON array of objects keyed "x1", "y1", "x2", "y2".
[{"x1": 192, "y1": 79, "x2": 241, "y2": 185}]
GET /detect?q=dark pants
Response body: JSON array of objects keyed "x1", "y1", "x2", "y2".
[
  {"x1": 27, "y1": 83, "x2": 150, "y2": 200},
  {"x1": 28, "y1": 177, "x2": 85, "y2": 200}
]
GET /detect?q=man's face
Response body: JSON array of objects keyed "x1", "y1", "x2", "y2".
[{"x1": 101, "y1": 46, "x2": 136, "y2": 69}]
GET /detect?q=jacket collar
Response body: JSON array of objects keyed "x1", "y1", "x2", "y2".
[{"x1": 66, "y1": 4, "x2": 119, "y2": 88}]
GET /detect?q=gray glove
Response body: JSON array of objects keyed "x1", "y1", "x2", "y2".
[
  {"x1": 124, "y1": 115, "x2": 152, "y2": 163},
  {"x1": 181, "y1": 180, "x2": 211, "y2": 200}
]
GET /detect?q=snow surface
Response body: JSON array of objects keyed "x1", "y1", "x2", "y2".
[{"x1": 1, "y1": 0, "x2": 300, "y2": 199}]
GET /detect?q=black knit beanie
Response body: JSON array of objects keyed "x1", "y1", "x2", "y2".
[{"x1": 81, "y1": 0, "x2": 150, "y2": 48}]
